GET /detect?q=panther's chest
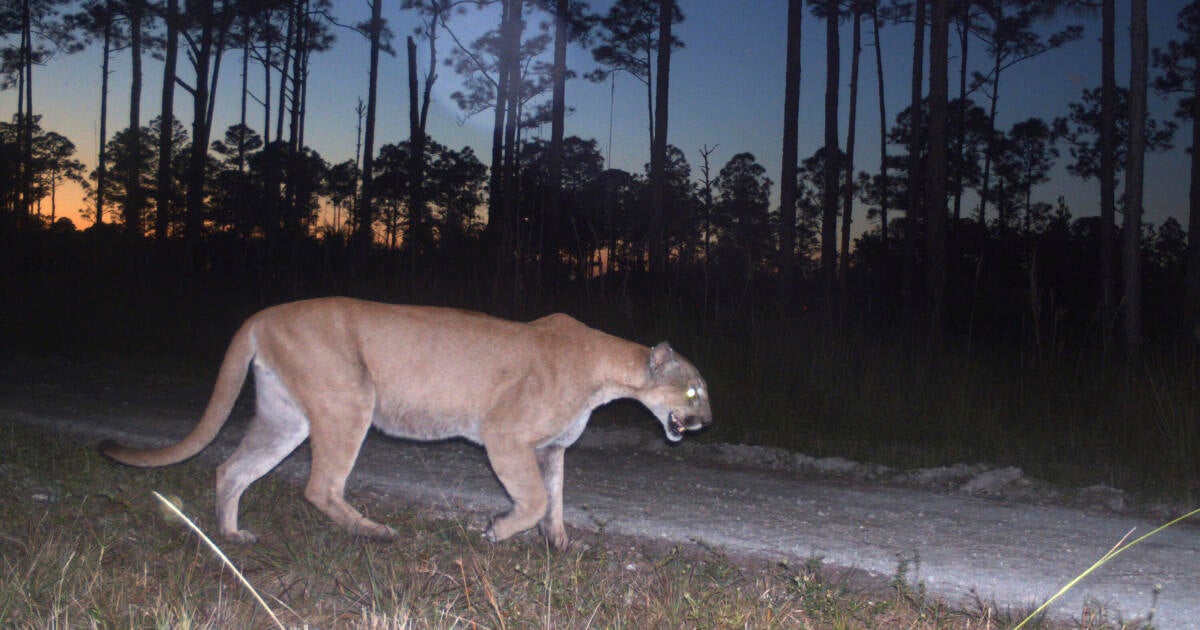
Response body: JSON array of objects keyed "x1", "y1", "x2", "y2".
[{"x1": 541, "y1": 410, "x2": 592, "y2": 449}]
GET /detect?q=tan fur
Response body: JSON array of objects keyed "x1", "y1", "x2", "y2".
[{"x1": 101, "y1": 297, "x2": 712, "y2": 549}]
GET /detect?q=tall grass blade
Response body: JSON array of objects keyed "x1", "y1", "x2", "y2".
[
  {"x1": 151, "y1": 491, "x2": 286, "y2": 630},
  {"x1": 1014, "y1": 507, "x2": 1200, "y2": 629}
]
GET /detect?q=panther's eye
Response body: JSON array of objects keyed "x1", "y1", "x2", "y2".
[{"x1": 685, "y1": 387, "x2": 698, "y2": 399}]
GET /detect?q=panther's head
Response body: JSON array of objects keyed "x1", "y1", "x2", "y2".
[{"x1": 640, "y1": 342, "x2": 712, "y2": 442}]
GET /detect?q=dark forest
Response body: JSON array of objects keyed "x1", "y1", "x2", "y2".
[{"x1": 4, "y1": 0, "x2": 1200, "y2": 496}]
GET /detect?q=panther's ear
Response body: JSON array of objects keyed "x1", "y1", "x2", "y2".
[{"x1": 648, "y1": 342, "x2": 675, "y2": 376}]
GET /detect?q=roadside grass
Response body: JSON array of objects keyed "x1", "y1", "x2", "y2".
[
  {"x1": 677, "y1": 314, "x2": 1200, "y2": 500},
  {"x1": 0, "y1": 422, "x2": 1145, "y2": 629}
]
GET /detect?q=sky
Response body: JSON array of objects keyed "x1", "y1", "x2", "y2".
[{"x1": 3, "y1": 0, "x2": 1195, "y2": 237}]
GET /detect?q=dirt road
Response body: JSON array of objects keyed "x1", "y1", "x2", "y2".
[{"x1": 4, "y1": 356, "x2": 1198, "y2": 627}]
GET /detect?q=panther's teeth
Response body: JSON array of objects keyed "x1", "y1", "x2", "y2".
[{"x1": 669, "y1": 412, "x2": 684, "y2": 436}]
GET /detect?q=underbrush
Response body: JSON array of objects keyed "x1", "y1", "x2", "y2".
[
  {"x1": 0, "y1": 422, "x2": 1129, "y2": 629},
  {"x1": 684, "y1": 317, "x2": 1200, "y2": 499},
  {"x1": 4, "y1": 266, "x2": 1198, "y2": 499}
]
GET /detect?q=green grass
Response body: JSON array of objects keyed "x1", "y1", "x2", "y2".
[{"x1": 0, "y1": 422, "x2": 1149, "y2": 629}]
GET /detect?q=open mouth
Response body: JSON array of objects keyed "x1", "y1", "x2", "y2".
[{"x1": 668, "y1": 412, "x2": 686, "y2": 439}]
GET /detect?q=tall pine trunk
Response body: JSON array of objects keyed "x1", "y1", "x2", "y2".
[
  {"x1": 648, "y1": 0, "x2": 673, "y2": 276},
  {"x1": 285, "y1": 2, "x2": 308, "y2": 226},
  {"x1": 21, "y1": 0, "x2": 34, "y2": 216},
  {"x1": 545, "y1": 0, "x2": 568, "y2": 281},
  {"x1": 355, "y1": 0, "x2": 384, "y2": 252},
  {"x1": 839, "y1": 3, "x2": 861, "y2": 318},
  {"x1": 872, "y1": 1, "x2": 889, "y2": 244},
  {"x1": 407, "y1": 36, "x2": 428, "y2": 254},
  {"x1": 125, "y1": 0, "x2": 144, "y2": 236},
  {"x1": 778, "y1": 0, "x2": 803, "y2": 307},
  {"x1": 820, "y1": 0, "x2": 840, "y2": 317},
  {"x1": 238, "y1": 15, "x2": 250, "y2": 171},
  {"x1": 1187, "y1": 51, "x2": 1200, "y2": 336},
  {"x1": 276, "y1": 4, "x2": 296, "y2": 148},
  {"x1": 645, "y1": 44, "x2": 654, "y2": 150},
  {"x1": 903, "y1": 0, "x2": 925, "y2": 310},
  {"x1": 185, "y1": 0, "x2": 217, "y2": 246},
  {"x1": 952, "y1": 0, "x2": 969, "y2": 227},
  {"x1": 156, "y1": 0, "x2": 179, "y2": 241},
  {"x1": 96, "y1": 15, "x2": 113, "y2": 225},
  {"x1": 287, "y1": 2, "x2": 305, "y2": 156},
  {"x1": 500, "y1": 0, "x2": 525, "y2": 275},
  {"x1": 262, "y1": 30, "x2": 272, "y2": 145},
  {"x1": 1122, "y1": 0, "x2": 1148, "y2": 357},
  {"x1": 487, "y1": 0, "x2": 514, "y2": 259},
  {"x1": 926, "y1": 0, "x2": 949, "y2": 335},
  {"x1": 977, "y1": 51, "x2": 1000, "y2": 227},
  {"x1": 1100, "y1": 0, "x2": 1118, "y2": 337}
]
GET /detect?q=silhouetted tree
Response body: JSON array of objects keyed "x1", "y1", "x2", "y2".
[
  {"x1": 154, "y1": 0, "x2": 178, "y2": 241},
  {"x1": 69, "y1": 0, "x2": 125, "y2": 225},
  {"x1": 778, "y1": 0, "x2": 803, "y2": 305},
  {"x1": 840, "y1": 0, "x2": 864, "y2": 318},
  {"x1": 869, "y1": 0, "x2": 896, "y2": 242},
  {"x1": 179, "y1": 0, "x2": 236, "y2": 247},
  {"x1": 948, "y1": 0, "x2": 981, "y2": 225},
  {"x1": 407, "y1": 35, "x2": 430, "y2": 252},
  {"x1": 904, "y1": 0, "x2": 924, "y2": 309},
  {"x1": 814, "y1": 0, "x2": 841, "y2": 315},
  {"x1": 372, "y1": 138, "x2": 489, "y2": 252},
  {"x1": 797, "y1": 147, "x2": 841, "y2": 261},
  {"x1": 1123, "y1": 0, "x2": 1148, "y2": 356},
  {"x1": 993, "y1": 118, "x2": 1057, "y2": 233},
  {"x1": 440, "y1": 0, "x2": 552, "y2": 270},
  {"x1": 0, "y1": 119, "x2": 24, "y2": 214},
  {"x1": 93, "y1": 117, "x2": 188, "y2": 235},
  {"x1": 588, "y1": 0, "x2": 682, "y2": 151},
  {"x1": 209, "y1": 123, "x2": 264, "y2": 235},
  {"x1": 927, "y1": 0, "x2": 948, "y2": 333},
  {"x1": 540, "y1": 0, "x2": 594, "y2": 283},
  {"x1": 970, "y1": 1, "x2": 1081, "y2": 228},
  {"x1": 2, "y1": 0, "x2": 77, "y2": 216},
  {"x1": 31, "y1": 129, "x2": 86, "y2": 221},
  {"x1": 427, "y1": 144, "x2": 487, "y2": 252},
  {"x1": 398, "y1": 2, "x2": 453, "y2": 257},
  {"x1": 353, "y1": 0, "x2": 391, "y2": 250},
  {"x1": 1098, "y1": 0, "x2": 1116, "y2": 339},
  {"x1": 122, "y1": 0, "x2": 152, "y2": 237},
  {"x1": 1153, "y1": 0, "x2": 1200, "y2": 333},
  {"x1": 373, "y1": 142, "x2": 411, "y2": 249},
  {"x1": 714, "y1": 152, "x2": 774, "y2": 273},
  {"x1": 0, "y1": 117, "x2": 85, "y2": 221},
  {"x1": 323, "y1": 158, "x2": 359, "y2": 236},
  {"x1": 1054, "y1": 87, "x2": 1175, "y2": 188},
  {"x1": 1048, "y1": 0, "x2": 1116, "y2": 331},
  {"x1": 647, "y1": 0, "x2": 680, "y2": 276}
]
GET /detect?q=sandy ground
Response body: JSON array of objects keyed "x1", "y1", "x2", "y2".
[{"x1": 3, "y1": 355, "x2": 1198, "y2": 627}]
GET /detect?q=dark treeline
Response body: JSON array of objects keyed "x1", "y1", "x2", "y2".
[
  {"x1": 3, "y1": 0, "x2": 1200, "y2": 491},
  {"x1": 3, "y1": 0, "x2": 1199, "y2": 349}
]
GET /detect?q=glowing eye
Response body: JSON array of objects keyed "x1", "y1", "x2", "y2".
[{"x1": 686, "y1": 387, "x2": 697, "y2": 399}]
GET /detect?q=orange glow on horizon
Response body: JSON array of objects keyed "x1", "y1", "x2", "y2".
[{"x1": 31, "y1": 181, "x2": 92, "y2": 228}]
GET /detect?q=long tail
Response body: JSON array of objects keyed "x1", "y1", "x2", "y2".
[{"x1": 101, "y1": 320, "x2": 257, "y2": 467}]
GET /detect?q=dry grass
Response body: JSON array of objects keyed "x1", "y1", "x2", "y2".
[{"x1": 0, "y1": 422, "x2": 1148, "y2": 629}]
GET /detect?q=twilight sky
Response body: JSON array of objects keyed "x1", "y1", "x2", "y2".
[{"x1": 3, "y1": 0, "x2": 1193, "y2": 236}]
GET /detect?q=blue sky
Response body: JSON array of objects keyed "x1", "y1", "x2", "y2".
[{"x1": 4, "y1": 0, "x2": 1194, "y2": 234}]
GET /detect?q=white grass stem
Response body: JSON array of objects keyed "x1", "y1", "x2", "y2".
[
  {"x1": 151, "y1": 491, "x2": 286, "y2": 630},
  {"x1": 1014, "y1": 507, "x2": 1200, "y2": 629}
]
